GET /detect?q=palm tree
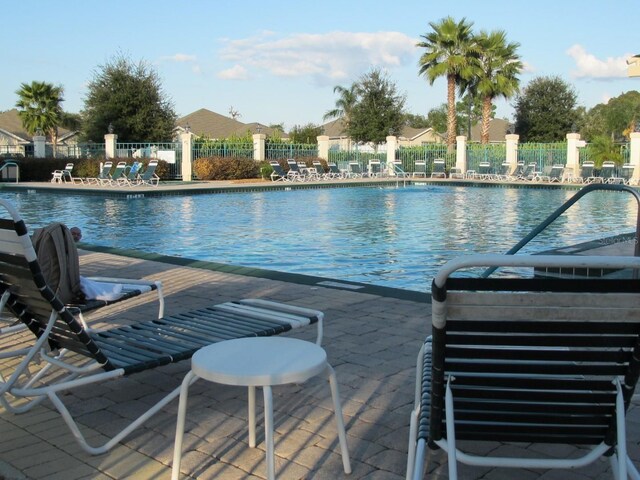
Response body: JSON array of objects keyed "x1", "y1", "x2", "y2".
[
  {"x1": 15, "y1": 81, "x2": 64, "y2": 156},
  {"x1": 417, "y1": 17, "x2": 478, "y2": 148},
  {"x1": 473, "y1": 30, "x2": 522, "y2": 144},
  {"x1": 323, "y1": 84, "x2": 358, "y2": 126}
]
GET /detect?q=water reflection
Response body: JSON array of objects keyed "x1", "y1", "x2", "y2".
[{"x1": 1, "y1": 185, "x2": 637, "y2": 292}]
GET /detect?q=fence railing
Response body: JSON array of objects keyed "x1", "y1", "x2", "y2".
[
  {"x1": 193, "y1": 143, "x2": 253, "y2": 160},
  {"x1": 517, "y1": 143, "x2": 566, "y2": 172},
  {"x1": 466, "y1": 143, "x2": 507, "y2": 172},
  {"x1": 48, "y1": 143, "x2": 106, "y2": 159},
  {"x1": 115, "y1": 142, "x2": 182, "y2": 179},
  {"x1": 327, "y1": 148, "x2": 386, "y2": 171},
  {"x1": 266, "y1": 143, "x2": 318, "y2": 160},
  {"x1": 396, "y1": 145, "x2": 453, "y2": 174}
]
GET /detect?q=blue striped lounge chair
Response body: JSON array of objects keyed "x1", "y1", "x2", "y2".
[
  {"x1": 0, "y1": 199, "x2": 323, "y2": 455},
  {"x1": 407, "y1": 253, "x2": 640, "y2": 480}
]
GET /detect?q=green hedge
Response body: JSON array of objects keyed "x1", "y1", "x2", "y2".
[{"x1": 193, "y1": 156, "x2": 259, "y2": 180}]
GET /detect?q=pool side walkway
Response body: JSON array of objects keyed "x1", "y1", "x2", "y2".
[
  {"x1": 0, "y1": 175, "x2": 588, "y2": 198},
  {"x1": 1, "y1": 251, "x2": 638, "y2": 479}
]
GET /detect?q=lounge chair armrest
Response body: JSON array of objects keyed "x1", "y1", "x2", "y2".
[{"x1": 237, "y1": 298, "x2": 324, "y2": 345}]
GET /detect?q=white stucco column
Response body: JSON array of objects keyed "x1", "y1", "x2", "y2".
[
  {"x1": 253, "y1": 133, "x2": 266, "y2": 162},
  {"x1": 386, "y1": 135, "x2": 398, "y2": 175},
  {"x1": 630, "y1": 132, "x2": 640, "y2": 183},
  {"x1": 505, "y1": 134, "x2": 519, "y2": 172},
  {"x1": 180, "y1": 132, "x2": 193, "y2": 181},
  {"x1": 104, "y1": 133, "x2": 117, "y2": 159},
  {"x1": 33, "y1": 134, "x2": 46, "y2": 158},
  {"x1": 455, "y1": 136, "x2": 467, "y2": 172},
  {"x1": 565, "y1": 133, "x2": 583, "y2": 177},
  {"x1": 317, "y1": 135, "x2": 329, "y2": 161}
]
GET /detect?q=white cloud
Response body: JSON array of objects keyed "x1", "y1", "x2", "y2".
[
  {"x1": 217, "y1": 31, "x2": 417, "y2": 86},
  {"x1": 162, "y1": 53, "x2": 198, "y2": 63},
  {"x1": 566, "y1": 44, "x2": 631, "y2": 79},
  {"x1": 217, "y1": 64, "x2": 249, "y2": 80},
  {"x1": 521, "y1": 61, "x2": 535, "y2": 73}
]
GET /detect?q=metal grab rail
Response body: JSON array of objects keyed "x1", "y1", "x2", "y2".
[
  {"x1": 391, "y1": 162, "x2": 408, "y2": 187},
  {"x1": 0, "y1": 161, "x2": 19, "y2": 183},
  {"x1": 482, "y1": 183, "x2": 640, "y2": 278}
]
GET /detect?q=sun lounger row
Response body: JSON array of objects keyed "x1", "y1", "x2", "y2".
[
  {"x1": 269, "y1": 159, "x2": 381, "y2": 182},
  {"x1": 458, "y1": 161, "x2": 638, "y2": 185},
  {"x1": 51, "y1": 160, "x2": 160, "y2": 186},
  {"x1": 269, "y1": 159, "x2": 444, "y2": 182}
]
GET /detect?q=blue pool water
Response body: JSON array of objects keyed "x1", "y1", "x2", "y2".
[{"x1": 1, "y1": 185, "x2": 637, "y2": 291}]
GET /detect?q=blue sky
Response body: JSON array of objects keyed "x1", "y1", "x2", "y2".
[{"x1": 3, "y1": 0, "x2": 639, "y2": 131}]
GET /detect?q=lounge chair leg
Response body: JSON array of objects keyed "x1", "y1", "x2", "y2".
[
  {"x1": 172, "y1": 371, "x2": 198, "y2": 480},
  {"x1": 614, "y1": 379, "x2": 628, "y2": 480},
  {"x1": 406, "y1": 407, "x2": 419, "y2": 480},
  {"x1": 445, "y1": 376, "x2": 458, "y2": 480},
  {"x1": 327, "y1": 364, "x2": 351, "y2": 474}
]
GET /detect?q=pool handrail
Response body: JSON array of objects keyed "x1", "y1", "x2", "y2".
[
  {"x1": 481, "y1": 183, "x2": 640, "y2": 278},
  {"x1": 0, "y1": 161, "x2": 19, "y2": 183},
  {"x1": 391, "y1": 162, "x2": 408, "y2": 187}
]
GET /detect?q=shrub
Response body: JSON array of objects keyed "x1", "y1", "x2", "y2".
[
  {"x1": 193, "y1": 156, "x2": 259, "y2": 180},
  {"x1": 259, "y1": 162, "x2": 273, "y2": 180}
]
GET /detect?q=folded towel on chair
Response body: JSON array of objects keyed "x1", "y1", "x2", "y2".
[{"x1": 80, "y1": 276, "x2": 123, "y2": 301}]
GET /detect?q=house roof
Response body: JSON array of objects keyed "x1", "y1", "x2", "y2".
[
  {"x1": 0, "y1": 109, "x2": 33, "y2": 142},
  {"x1": 176, "y1": 108, "x2": 280, "y2": 139},
  {"x1": 0, "y1": 109, "x2": 76, "y2": 142},
  {"x1": 320, "y1": 118, "x2": 347, "y2": 138},
  {"x1": 469, "y1": 117, "x2": 510, "y2": 143},
  {"x1": 399, "y1": 126, "x2": 444, "y2": 142},
  {"x1": 321, "y1": 118, "x2": 444, "y2": 142}
]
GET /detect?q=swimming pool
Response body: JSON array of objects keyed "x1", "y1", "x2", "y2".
[{"x1": 1, "y1": 185, "x2": 637, "y2": 291}]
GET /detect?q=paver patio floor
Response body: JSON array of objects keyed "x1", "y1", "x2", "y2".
[{"x1": 0, "y1": 250, "x2": 638, "y2": 479}]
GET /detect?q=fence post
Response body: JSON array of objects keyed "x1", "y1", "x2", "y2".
[
  {"x1": 253, "y1": 134, "x2": 266, "y2": 162},
  {"x1": 565, "y1": 132, "x2": 582, "y2": 178},
  {"x1": 630, "y1": 132, "x2": 640, "y2": 184},
  {"x1": 455, "y1": 136, "x2": 467, "y2": 172},
  {"x1": 33, "y1": 134, "x2": 46, "y2": 158},
  {"x1": 317, "y1": 135, "x2": 329, "y2": 161},
  {"x1": 180, "y1": 132, "x2": 193, "y2": 182},
  {"x1": 104, "y1": 133, "x2": 117, "y2": 159},
  {"x1": 505, "y1": 133, "x2": 519, "y2": 172},
  {"x1": 386, "y1": 135, "x2": 397, "y2": 175}
]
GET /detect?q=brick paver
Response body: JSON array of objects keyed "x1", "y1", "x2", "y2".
[{"x1": 0, "y1": 251, "x2": 638, "y2": 479}]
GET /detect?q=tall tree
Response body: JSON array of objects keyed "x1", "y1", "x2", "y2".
[
  {"x1": 472, "y1": 30, "x2": 522, "y2": 144},
  {"x1": 323, "y1": 84, "x2": 358, "y2": 127},
  {"x1": 513, "y1": 76, "x2": 578, "y2": 142},
  {"x1": 404, "y1": 113, "x2": 430, "y2": 129},
  {"x1": 289, "y1": 123, "x2": 324, "y2": 144},
  {"x1": 15, "y1": 81, "x2": 64, "y2": 155},
  {"x1": 82, "y1": 54, "x2": 176, "y2": 142},
  {"x1": 417, "y1": 16, "x2": 478, "y2": 148},
  {"x1": 347, "y1": 68, "x2": 406, "y2": 145}
]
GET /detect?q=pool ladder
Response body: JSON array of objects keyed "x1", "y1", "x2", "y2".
[
  {"x1": 0, "y1": 161, "x2": 19, "y2": 183},
  {"x1": 482, "y1": 183, "x2": 640, "y2": 278},
  {"x1": 391, "y1": 163, "x2": 408, "y2": 187}
]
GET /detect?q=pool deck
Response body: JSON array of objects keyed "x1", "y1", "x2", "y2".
[
  {"x1": 0, "y1": 175, "x2": 591, "y2": 198},
  {"x1": 1, "y1": 250, "x2": 638, "y2": 479}
]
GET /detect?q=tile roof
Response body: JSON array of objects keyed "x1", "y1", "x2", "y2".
[
  {"x1": 0, "y1": 109, "x2": 75, "y2": 142},
  {"x1": 176, "y1": 109, "x2": 283, "y2": 139}
]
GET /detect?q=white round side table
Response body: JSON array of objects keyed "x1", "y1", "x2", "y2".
[{"x1": 171, "y1": 337, "x2": 351, "y2": 479}]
